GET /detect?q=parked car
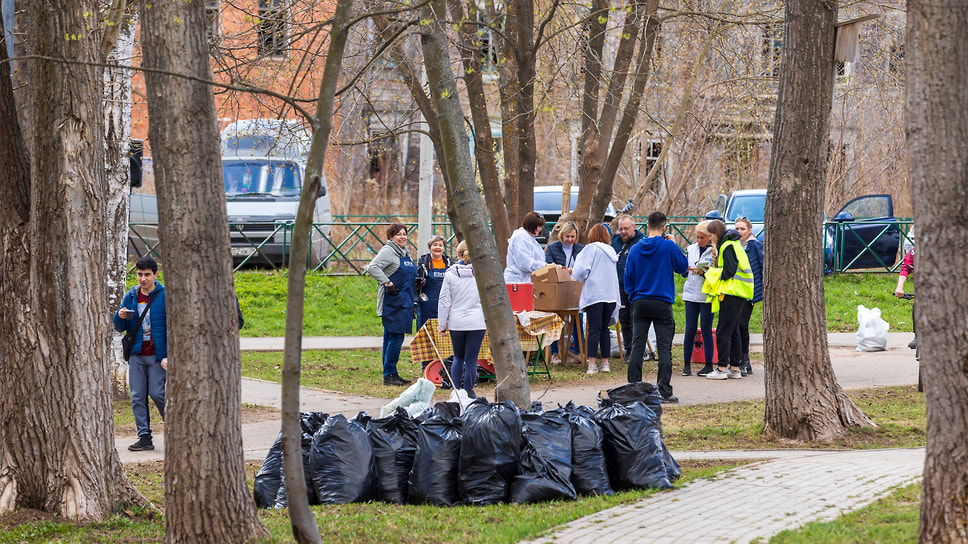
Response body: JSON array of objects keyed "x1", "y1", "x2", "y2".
[
  {"x1": 711, "y1": 189, "x2": 900, "y2": 273},
  {"x1": 128, "y1": 119, "x2": 332, "y2": 268},
  {"x1": 533, "y1": 185, "x2": 617, "y2": 245}
]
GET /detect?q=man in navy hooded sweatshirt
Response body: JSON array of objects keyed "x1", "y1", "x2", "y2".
[{"x1": 624, "y1": 211, "x2": 688, "y2": 403}]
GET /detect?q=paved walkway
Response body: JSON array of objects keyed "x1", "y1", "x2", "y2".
[{"x1": 523, "y1": 448, "x2": 924, "y2": 544}]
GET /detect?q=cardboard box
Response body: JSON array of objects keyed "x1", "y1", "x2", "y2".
[
  {"x1": 531, "y1": 265, "x2": 583, "y2": 311},
  {"x1": 506, "y1": 283, "x2": 535, "y2": 313}
]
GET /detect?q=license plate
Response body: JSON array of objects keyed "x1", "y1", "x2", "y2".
[{"x1": 231, "y1": 247, "x2": 256, "y2": 256}]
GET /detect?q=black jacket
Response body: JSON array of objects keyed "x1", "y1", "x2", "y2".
[{"x1": 545, "y1": 241, "x2": 584, "y2": 267}]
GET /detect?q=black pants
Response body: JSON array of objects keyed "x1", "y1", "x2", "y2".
[
  {"x1": 716, "y1": 295, "x2": 746, "y2": 368},
  {"x1": 619, "y1": 287, "x2": 633, "y2": 355},
  {"x1": 585, "y1": 302, "x2": 616, "y2": 359},
  {"x1": 738, "y1": 300, "x2": 756, "y2": 362},
  {"x1": 627, "y1": 298, "x2": 675, "y2": 398}
]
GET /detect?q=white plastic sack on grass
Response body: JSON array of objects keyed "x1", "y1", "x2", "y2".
[
  {"x1": 380, "y1": 378, "x2": 436, "y2": 417},
  {"x1": 855, "y1": 305, "x2": 888, "y2": 352},
  {"x1": 447, "y1": 388, "x2": 473, "y2": 414}
]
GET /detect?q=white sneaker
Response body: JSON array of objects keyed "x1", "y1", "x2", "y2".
[
  {"x1": 600, "y1": 360, "x2": 611, "y2": 372},
  {"x1": 586, "y1": 361, "x2": 599, "y2": 375},
  {"x1": 706, "y1": 368, "x2": 728, "y2": 380},
  {"x1": 727, "y1": 368, "x2": 743, "y2": 379}
]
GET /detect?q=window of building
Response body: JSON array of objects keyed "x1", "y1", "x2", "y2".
[
  {"x1": 205, "y1": 1, "x2": 221, "y2": 43},
  {"x1": 761, "y1": 22, "x2": 782, "y2": 78},
  {"x1": 258, "y1": 0, "x2": 288, "y2": 58},
  {"x1": 477, "y1": 12, "x2": 503, "y2": 79}
]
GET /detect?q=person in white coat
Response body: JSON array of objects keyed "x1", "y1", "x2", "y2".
[
  {"x1": 503, "y1": 211, "x2": 547, "y2": 283},
  {"x1": 438, "y1": 241, "x2": 487, "y2": 399},
  {"x1": 681, "y1": 220, "x2": 716, "y2": 377},
  {"x1": 570, "y1": 224, "x2": 621, "y2": 374}
]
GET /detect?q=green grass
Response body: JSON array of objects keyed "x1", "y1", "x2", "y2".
[
  {"x1": 766, "y1": 483, "x2": 920, "y2": 544},
  {"x1": 0, "y1": 460, "x2": 742, "y2": 544},
  {"x1": 131, "y1": 270, "x2": 913, "y2": 336}
]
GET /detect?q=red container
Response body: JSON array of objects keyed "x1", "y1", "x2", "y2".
[
  {"x1": 506, "y1": 283, "x2": 534, "y2": 312},
  {"x1": 691, "y1": 328, "x2": 719, "y2": 364}
]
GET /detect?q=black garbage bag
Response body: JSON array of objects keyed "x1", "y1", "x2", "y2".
[
  {"x1": 509, "y1": 435, "x2": 577, "y2": 504},
  {"x1": 520, "y1": 411, "x2": 573, "y2": 482},
  {"x1": 367, "y1": 408, "x2": 420, "y2": 504},
  {"x1": 663, "y1": 444, "x2": 682, "y2": 482},
  {"x1": 253, "y1": 433, "x2": 283, "y2": 508},
  {"x1": 412, "y1": 401, "x2": 462, "y2": 424},
  {"x1": 254, "y1": 411, "x2": 328, "y2": 508},
  {"x1": 408, "y1": 408, "x2": 463, "y2": 506},
  {"x1": 458, "y1": 399, "x2": 522, "y2": 505},
  {"x1": 309, "y1": 414, "x2": 375, "y2": 504},
  {"x1": 547, "y1": 402, "x2": 613, "y2": 496},
  {"x1": 594, "y1": 400, "x2": 672, "y2": 491},
  {"x1": 602, "y1": 382, "x2": 663, "y2": 420}
]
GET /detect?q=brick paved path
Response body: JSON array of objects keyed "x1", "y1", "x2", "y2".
[{"x1": 521, "y1": 448, "x2": 924, "y2": 544}]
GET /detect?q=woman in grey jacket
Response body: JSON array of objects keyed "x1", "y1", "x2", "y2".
[
  {"x1": 364, "y1": 223, "x2": 417, "y2": 386},
  {"x1": 438, "y1": 241, "x2": 487, "y2": 398},
  {"x1": 681, "y1": 220, "x2": 715, "y2": 376}
]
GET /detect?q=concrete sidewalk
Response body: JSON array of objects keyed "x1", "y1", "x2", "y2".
[
  {"x1": 522, "y1": 448, "x2": 924, "y2": 544},
  {"x1": 238, "y1": 331, "x2": 915, "y2": 352}
]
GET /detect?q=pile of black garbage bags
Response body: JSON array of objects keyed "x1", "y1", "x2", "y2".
[{"x1": 253, "y1": 382, "x2": 680, "y2": 507}]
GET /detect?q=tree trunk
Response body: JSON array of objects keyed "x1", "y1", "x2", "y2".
[
  {"x1": 906, "y1": 2, "x2": 968, "y2": 541},
  {"x1": 448, "y1": 0, "x2": 511, "y2": 262},
  {"x1": 138, "y1": 1, "x2": 267, "y2": 541},
  {"x1": 104, "y1": 6, "x2": 138, "y2": 401},
  {"x1": 279, "y1": 0, "x2": 352, "y2": 541},
  {"x1": 421, "y1": 0, "x2": 530, "y2": 408},
  {"x1": 762, "y1": 0, "x2": 874, "y2": 441},
  {"x1": 0, "y1": 2, "x2": 145, "y2": 519}
]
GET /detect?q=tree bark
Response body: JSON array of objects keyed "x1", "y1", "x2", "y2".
[
  {"x1": 448, "y1": 0, "x2": 511, "y2": 261},
  {"x1": 0, "y1": 1, "x2": 145, "y2": 520},
  {"x1": 762, "y1": 0, "x2": 874, "y2": 441},
  {"x1": 421, "y1": 0, "x2": 530, "y2": 408},
  {"x1": 138, "y1": 0, "x2": 267, "y2": 541},
  {"x1": 279, "y1": 0, "x2": 352, "y2": 541},
  {"x1": 906, "y1": 2, "x2": 968, "y2": 541},
  {"x1": 103, "y1": 5, "x2": 138, "y2": 401}
]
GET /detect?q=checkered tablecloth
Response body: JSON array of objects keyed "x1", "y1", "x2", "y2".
[{"x1": 409, "y1": 312, "x2": 564, "y2": 362}]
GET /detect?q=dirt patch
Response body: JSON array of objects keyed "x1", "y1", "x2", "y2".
[
  {"x1": 115, "y1": 404, "x2": 280, "y2": 436},
  {"x1": 0, "y1": 508, "x2": 62, "y2": 530}
]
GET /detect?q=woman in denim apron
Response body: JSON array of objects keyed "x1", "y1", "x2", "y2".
[
  {"x1": 415, "y1": 235, "x2": 453, "y2": 332},
  {"x1": 365, "y1": 223, "x2": 418, "y2": 386}
]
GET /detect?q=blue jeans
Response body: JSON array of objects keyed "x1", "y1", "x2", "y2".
[
  {"x1": 450, "y1": 330, "x2": 486, "y2": 397},
  {"x1": 584, "y1": 302, "x2": 615, "y2": 359},
  {"x1": 129, "y1": 354, "x2": 166, "y2": 438},
  {"x1": 382, "y1": 329, "x2": 405, "y2": 377},
  {"x1": 683, "y1": 301, "x2": 714, "y2": 364}
]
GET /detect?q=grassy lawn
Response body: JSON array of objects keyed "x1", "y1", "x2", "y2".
[
  {"x1": 126, "y1": 270, "x2": 916, "y2": 337},
  {"x1": 766, "y1": 483, "x2": 920, "y2": 544}
]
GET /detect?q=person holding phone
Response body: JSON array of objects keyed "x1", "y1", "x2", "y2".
[
  {"x1": 113, "y1": 256, "x2": 168, "y2": 452},
  {"x1": 681, "y1": 220, "x2": 715, "y2": 376}
]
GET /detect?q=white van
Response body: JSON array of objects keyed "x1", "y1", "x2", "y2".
[{"x1": 128, "y1": 119, "x2": 332, "y2": 267}]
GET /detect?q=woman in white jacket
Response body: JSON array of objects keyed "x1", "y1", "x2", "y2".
[
  {"x1": 438, "y1": 241, "x2": 487, "y2": 398},
  {"x1": 503, "y1": 211, "x2": 547, "y2": 283},
  {"x1": 681, "y1": 220, "x2": 715, "y2": 377},
  {"x1": 570, "y1": 224, "x2": 621, "y2": 374}
]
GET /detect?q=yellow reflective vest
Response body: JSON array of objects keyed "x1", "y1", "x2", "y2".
[{"x1": 701, "y1": 239, "x2": 754, "y2": 312}]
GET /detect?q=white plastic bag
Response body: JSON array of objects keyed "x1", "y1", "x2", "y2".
[
  {"x1": 447, "y1": 388, "x2": 474, "y2": 414},
  {"x1": 380, "y1": 378, "x2": 437, "y2": 417},
  {"x1": 855, "y1": 305, "x2": 888, "y2": 352}
]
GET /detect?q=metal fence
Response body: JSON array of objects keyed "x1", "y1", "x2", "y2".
[{"x1": 128, "y1": 215, "x2": 913, "y2": 275}]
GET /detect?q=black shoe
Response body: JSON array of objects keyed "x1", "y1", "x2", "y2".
[
  {"x1": 661, "y1": 395, "x2": 679, "y2": 404},
  {"x1": 746, "y1": 362, "x2": 753, "y2": 375},
  {"x1": 908, "y1": 337, "x2": 918, "y2": 350},
  {"x1": 681, "y1": 364, "x2": 692, "y2": 376},
  {"x1": 383, "y1": 374, "x2": 408, "y2": 386},
  {"x1": 740, "y1": 366, "x2": 748, "y2": 377},
  {"x1": 128, "y1": 436, "x2": 154, "y2": 451},
  {"x1": 697, "y1": 364, "x2": 714, "y2": 376}
]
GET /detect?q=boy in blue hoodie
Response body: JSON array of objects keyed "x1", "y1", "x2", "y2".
[{"x1": 624, "y1": 212, "x2": 688, "y2": 402}]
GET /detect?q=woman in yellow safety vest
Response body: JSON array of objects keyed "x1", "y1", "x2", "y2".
[{"x1": 700, "y1": 220, "x2": 754, "y2": 380}]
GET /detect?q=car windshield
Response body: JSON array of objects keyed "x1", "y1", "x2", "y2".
[
  {"x1": 533, "y1": 191, "x2": 578, "y2": 214},
  {"x1": 726, "y1": 194, "x2": 766, "y2": 222},
  {"x1": 223, "y1": 160, "x2": 302, "y2": 197}
]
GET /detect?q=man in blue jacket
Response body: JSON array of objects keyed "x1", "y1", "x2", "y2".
[
  {"x1": 114, "y1": 256, "x2": 168, "y2": 451},
  {"x1": 624, "y1": 212, "x2": 688, "y2": 403},
  {"x1": 611, "y1": 214, "x2": 645, "y2": 360}
]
